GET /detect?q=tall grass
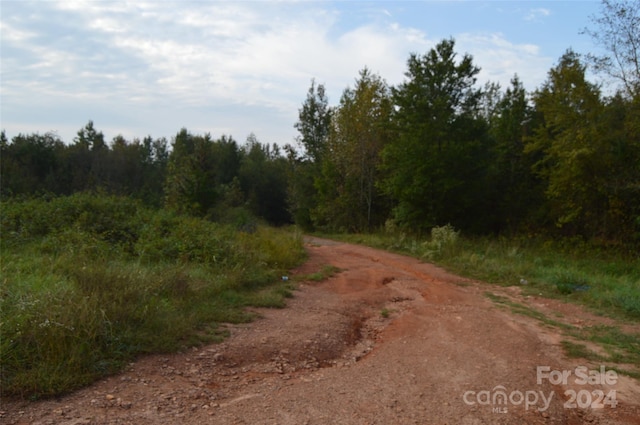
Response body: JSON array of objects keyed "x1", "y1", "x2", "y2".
[{"x1": 0, "y1": 194, "x2": 305, "y2": 399}]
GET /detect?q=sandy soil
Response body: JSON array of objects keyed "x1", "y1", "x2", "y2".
[{"x1": 2, "y1": 236, "x2": 640, "y2": 424}]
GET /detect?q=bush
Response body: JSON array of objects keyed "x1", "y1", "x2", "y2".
[
  {"x1": 0, "y1": 194, "x2": 305, "y2": 399},
  {"x1": 421, "y1": 224, "x2": 460, "y2": 260},
  {"x1": 1, "y1": 193, "x2": 145, "y2": 251}
]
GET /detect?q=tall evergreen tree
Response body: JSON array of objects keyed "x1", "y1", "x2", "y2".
[
  {"x1": 380, "y1": 39, "x2": 489, "y2": 233},
  {"x1": 289, "y1": 80, "x2": 333, "y2": 229},
  {"x1": 0, "y1": 132, "x2": 64, "y2": 196},
  {"x1": 487, "y1": 76, "x2": 543, "y2": 232},
  {"x1": 294, "y1": 79, "x2": 332, "y2": 164},
  {"x1": 239, "y1": 135, "x2": 290, "y2": 225},
  {"x1": 164, "y1": 129, "x2": 219, "y2": 216}
]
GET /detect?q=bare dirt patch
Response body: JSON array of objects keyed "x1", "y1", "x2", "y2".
[{"x1": 3, "y1": 237, "x2": 639, "y2": 424}]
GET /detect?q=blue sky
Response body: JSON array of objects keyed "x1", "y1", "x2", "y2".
[{"x1": 1, "y1": 1, "x2": 603, "y2": 146}]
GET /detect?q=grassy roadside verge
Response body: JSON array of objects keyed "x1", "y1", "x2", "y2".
[
  {"x1": 321, "y1": 228, "x2": 640, "y2": 376},
  {"x1": 484, "y1": 291, "x2": 640, "y2": 378},
  {"x1": 328, "y1": 229, "x2": 639, "y2": 321},
  {"x1": 0, "y1": 194, "x2": 305, "y2": 399}
]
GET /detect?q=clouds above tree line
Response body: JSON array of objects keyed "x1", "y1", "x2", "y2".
[{"x1": 1, "y1": 1, "x2": 600, "y2": 145}]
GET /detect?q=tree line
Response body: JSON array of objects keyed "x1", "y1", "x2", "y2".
[
  {"x1": 292, "y1": 43, "x2": 639, "y2": 242},
  {"x1": 2, "y1": 0, "x2": 638, "y2": 244},
  {"x1": 290, "y1": 0, "x2": 640, "y2": 244},
  {"x1": 0, "y1": 123, "x2": 290, "y2": 226}
]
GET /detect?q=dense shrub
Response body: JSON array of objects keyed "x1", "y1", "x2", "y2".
[{"x1": 0, "y1": 194, "x2": 304, "y2": 399}]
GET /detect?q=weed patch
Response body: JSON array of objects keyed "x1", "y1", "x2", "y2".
[{"x1": 302, "y1": 265, "x2": 342, "y2": 282}]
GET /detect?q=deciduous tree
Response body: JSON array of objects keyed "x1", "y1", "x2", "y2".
[
  {"x1": 527, "y1": 50, "x2": 606, "y2": 235},
  {"x1": 315, "y1": 68, "x2": 392, "y2": 231},
  {"x1": 582, "y1": 0, "x2": 640, "y2": 98}
]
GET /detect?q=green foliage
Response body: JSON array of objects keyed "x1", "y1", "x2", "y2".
[
  {"x1": 5, "y1": 2, "x2": 640, "y2": 247},
  {"x1": 294, "y1": 32, "x2": 639, "y2": 245},
  {"x1": 0, "y1": 121, "x2": 168, "y2": 205},
  {"x1": 164, "y1": 129, "x2": 223, "y2": 216},
  {"x1": 238, "y1": 136, "x2": 290, "y2": 225},
  {"x1": 527, "y1": 51, "x2": 606, "y2": 233},
  {"x1": 422, "y1": 224, "x2": 460, "y2": 260},
  {"x1": 380, "y1": 38, "x2": 490, "y2": 233},
  {"x1": 0, "y1": 195, "x2": 305, "y2": 399},
  {"x1": 162, "y1": 129, "x2": 292, "y2": 226},
  {"x1": 301, "y1": 265, "x2": 342, "y2": 282},
  {"x1": 438, "y1": 238, "x2": 640, "y2": 320},
  {"x1": 135, "y1": 211, "x2": 236, "y2": 265},
  {"x1": 5, "y1": 25, "x2": 640, "y2": 245},
  {"x1": 485, "y1": 76, "x2": 544, "y2": 232},
  {"x1": 314, "y1": 68, "x2": 393, "y2": 232},
  {"x1": 294, "y1": 79, "x2": 332, "y2": 164},
  {"x1": 288, "y1": 79, "x2": 333, "y2": 230},
  {"x1": 526, "y1": 51, "x2": 640, "y2": 242},
  {"x1": 0, "y1": 132, "x2": 65, "y2": 196}
]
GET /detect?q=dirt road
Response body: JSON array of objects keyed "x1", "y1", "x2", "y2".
[{"x1": 3, "y1": 237, "x2": 640, "y2": 424}]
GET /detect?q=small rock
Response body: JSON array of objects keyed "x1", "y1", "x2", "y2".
[{"x1": 105, "y1": 394, "x2": 115, "y2": 401}]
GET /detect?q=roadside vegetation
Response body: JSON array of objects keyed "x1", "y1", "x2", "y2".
[
  {"x1": 484, "y1": 292, "x2": 640, "y2": 379},
  {"x1": 0, "y1": 194, "x2": 304, "y2": 399},
  {"x1": 329, "y1": 226, "x2": 640, "y2": 378},
  {"x1": 334, "y1": 226, "x2": 640, "y2": 321}
]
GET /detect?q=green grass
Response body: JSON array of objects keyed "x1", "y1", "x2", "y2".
[
  {"x1": 300, "y1": 265, "x2": 342, "y2": 282},
  {"x1": 561, "y1": 340, "x2": 604, "y2": 361},
  {"x1": 483, "y1": 292, "x2": 575, "y2": 330},
  {"x1": 441, "y1": 237, "x2": 640, "y2": 321},
  {"x1": 484, "y1": 292, "x2": 640, "y2": 378},
  {"x1": 0, "y1": 194, "x2": 306, "y2": 399}
]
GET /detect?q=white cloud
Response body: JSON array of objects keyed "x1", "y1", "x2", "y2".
[
  {"x1": 525, "y1": 8, "x2": 551, "y2": 22},
  {"x1": 457, "y1": 32, "x2": 550, "y2": 90},
  {"x1": 0, "y1": 21, "x2": 37, "y2": 42},
  {"x1": 1, "y1": 1, "x2": 562, "y2": 144}
]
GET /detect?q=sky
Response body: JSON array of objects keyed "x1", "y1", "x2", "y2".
[{"x1": 1, "y1": 0, "x2": 604, "y2": 147}]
